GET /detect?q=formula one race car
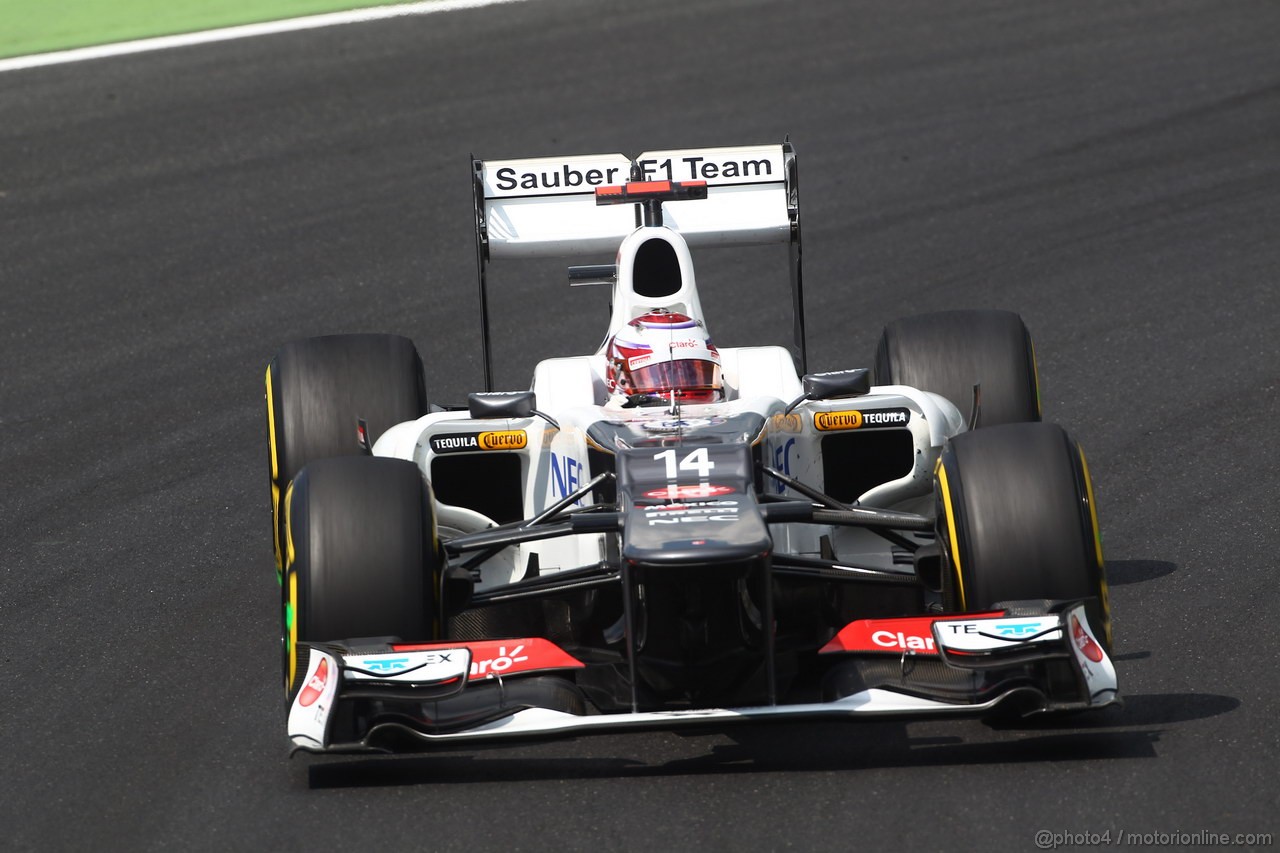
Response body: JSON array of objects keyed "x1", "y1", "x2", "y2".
[{"x1": 265, "y1": 143, "x2": 1117, "y2": 754}]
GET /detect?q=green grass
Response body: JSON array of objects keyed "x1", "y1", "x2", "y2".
[{"x1": 0, "y1": 0, "x2": 425, "y2": 59}]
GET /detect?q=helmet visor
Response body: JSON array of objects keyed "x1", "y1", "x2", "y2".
[{"x1": 629, "y1": 359, "x2": 722, "y2": 395}]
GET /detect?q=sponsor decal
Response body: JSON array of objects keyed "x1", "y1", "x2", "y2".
[
  {"x1": 343, "y1": 649, "x2": 470, "y2": 684},
  {"x1": 479, "y1": 430, "x2": 526, "y2": 451},
  {"x1": 814, "y1": 408, "x2": 910, "y2": 432},
  {"x1": 484, "y1": 148, "x2": 781, "y2": 197},
  {"x1": 391, "y1": 638, "x2": 584, "y2": 680},
  {"x1": 628, "y1": 353, "x2": 656, "y2": 370},
  {"x1": 823, "y1": 618, "x2": 940, "y2": 654},
  {"x1": 287, "y1": 651, "x2": 341, "y2": 747},
  {"x1": 934, "y1": 616, "x2": 1062, "y2": 652},
  {"x1": 493, "y1": 162, "x2": 624, "y2": 193},
  {"x1": 299, "y1": 657, "x2": 329, "y2": 707},
  {"x1": 995, "y1": 622, "x2": 1044, "y2": 637},
  {"x1": 470, "y1": 644, "x2": 529, "y2": 677},
  {"x1": 642, "y1": 483, "x2": 735, "y2": 500},
  {"x1": 771, "y1": 437, "x2": 796, "y2": 494},
  {"x1": 550, "y1": 452, "x2": 586, "y2": 505},
  {"x1": 1064, "y1": 604, "x2": 1117, "y2": 701},
  {"x1": 637, "y1": 151, "x2": 778, "y2": 183},
  {"x1": 770, "y1": 412, "x2": 803, "y2": 433},
  {"x1": 874, "y1": 628, "x2": 936, "y2": 652},
  {"x1": 815, "y1": 410, "x2": 861, "y2": 431},
  {"x1": 643, "y1": 499, "x2": 739, "y2": 526},
  {"x1": 1072, "y1": 614, "x2": 1105, "y2": 663},
  {"x1": 639, "y1": 416, "x2": 725, "y2": 433},
  {"x1": 360, "y1": 657, "x2": 410, "y2": 672},
  {"x1": 430, "y1": 431, "x2": 527, "y2": 454},
  {"x1": 821, "y1": 613, "x2": 1007, "y2": 655}
]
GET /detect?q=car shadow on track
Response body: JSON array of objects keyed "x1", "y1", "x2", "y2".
[
  {"x1": 304, "y1": 691, "x2": 1235, "y2": 789},
  {"x1": 1105, "y1": 559, "x2": 1177, "y2": 585}
]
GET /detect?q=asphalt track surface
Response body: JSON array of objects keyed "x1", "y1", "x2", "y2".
[{"x1": 2, "y1": 1, "x2": 1278, "y2": 850}]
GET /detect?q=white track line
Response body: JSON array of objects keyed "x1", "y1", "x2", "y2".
[{"x1": 0, "y1": 0, "x2": 530, "y2": 73}]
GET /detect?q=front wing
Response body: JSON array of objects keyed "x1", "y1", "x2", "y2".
[{"x1": 287, "y1": 603, "x2": 1117, "y2": 754}]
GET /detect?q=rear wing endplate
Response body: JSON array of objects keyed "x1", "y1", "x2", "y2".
[{"x1": 471, "y1": 142, "x2": 805, "y2": 389}]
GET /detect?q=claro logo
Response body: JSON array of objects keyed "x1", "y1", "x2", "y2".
[
  {"x1": 813, "y1": 408, "x2": 910, "y2": 432},
  {"x1": 872, "y1": 630, "x2": 936, "y2": 652},
  {"x1": 1071, "y1": 615, "x2": 1105, "y2": 663},
  {"x1": 298, "y1": 657, "x2": 329, "y2": 707}
]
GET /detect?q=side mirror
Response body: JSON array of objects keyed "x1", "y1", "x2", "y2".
[
  {"x1": 802, "y1": 368, "x2": 871, "y2": 400},
  {"x1": 468, "y1": 390, "x2": 536, "y2": 420},
  {"x1": 785, "y1": 369, "x2": 871, "y2": 414}
]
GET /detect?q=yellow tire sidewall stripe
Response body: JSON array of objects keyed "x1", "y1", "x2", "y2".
[
  {"x1": 265, "y1": 365, "x2": 279, "y2": 480},
  {"x1": 285, "y1": 480, "x2": 298, "y2": 690},
  {"x1": 288, "y1": 571, "x2": 298, "y2": 691},
  {"x1": 1078, "y1": 445, "x2": 1112, "y2": 647},
  {"x1": 935, "y1": 456, "x2": 966, "y2": 610},
  {"x1": 266, "y1": 365, "x2": 283, "y2": 573}
]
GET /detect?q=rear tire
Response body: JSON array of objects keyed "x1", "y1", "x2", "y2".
[
  {"x1": 873, "y1": 309, "x2": 1041, "y2": 427},
  {"x1": 935, "y1": 422, "x2": 1110, "y2": 649},
  {"x1": 266, "y1": 334, "x2": 428, "y2": 574},
  {"x1": 283, "y1": 456, "x2": 439, "y2": 696}
]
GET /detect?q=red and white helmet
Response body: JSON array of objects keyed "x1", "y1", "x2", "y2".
[{"x1": 605, "y1": 310, "x2": 723, "y2": 404}]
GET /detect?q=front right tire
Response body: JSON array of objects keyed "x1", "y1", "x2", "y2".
[
  {"x1": 283, "y1": 456, "x2": 439, "y2": 697},
  {"x1": 935, "y1": 421, "x2": 1110, "y2": 650}
]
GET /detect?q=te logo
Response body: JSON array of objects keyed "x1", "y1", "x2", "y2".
[
  {"x1": 995, "y1": 623, "x2": 1041, "y2": 637},
  {"x1": 361, "y1": 657, "x2": 410, "y2": 672}
]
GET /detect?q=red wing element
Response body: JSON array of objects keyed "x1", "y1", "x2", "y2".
[
  {"x1": 820, "y1": 613, "x2": 1006, "y2": 656},
  {"x1": 391, "y1": 638, "x2": 585, "y2": 680},
  {"x1": 595, "y1": 180, "x2": 708, "y2": 205},
  {"x1": 1071, "y1": 615, "x2": 1105, "y2": 662},
  {"x1": 298, "y1": 657, "x2": 329, "y2": 706}
]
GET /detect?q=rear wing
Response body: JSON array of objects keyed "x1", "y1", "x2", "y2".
[{"x1": 471, "y1": 142, "x2": 805, "y2": 389}]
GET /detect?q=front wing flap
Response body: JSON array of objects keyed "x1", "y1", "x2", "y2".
[{"x1": 287, "y1": 604, "x2": 1117, "y2": 754}]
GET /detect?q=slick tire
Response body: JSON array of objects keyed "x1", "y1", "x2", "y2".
[
  {"x1": 872, "y1": 310, "x2": 1041, "y2": 427},
  {"x1": 935, "y1": 422, "x2": 1111, "y2": 650},
  {"x1": 283, "y1": 456, "x2": 439, "y2": 696},
  {"x1": 266, "y1": 333, "x2": 428, "y2": 574}
]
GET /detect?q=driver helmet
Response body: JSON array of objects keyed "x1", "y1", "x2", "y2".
[{"x1": 605, "y1": 309, "x2": 723, "y2": 405}]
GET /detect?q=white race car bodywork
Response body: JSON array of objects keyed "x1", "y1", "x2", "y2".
[
  {"x1": 373, "y1": 365, "x2": 965, "y2": 590},
  {"x1": 374, "y1": 223, "x2": 966, "y2": 589},
  {"x1": 280, "y1": 143, "x2": 1118, "y2": 756},
  {"x1": 377, "y1": 146, "x2": 970, "y2": 588}
]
